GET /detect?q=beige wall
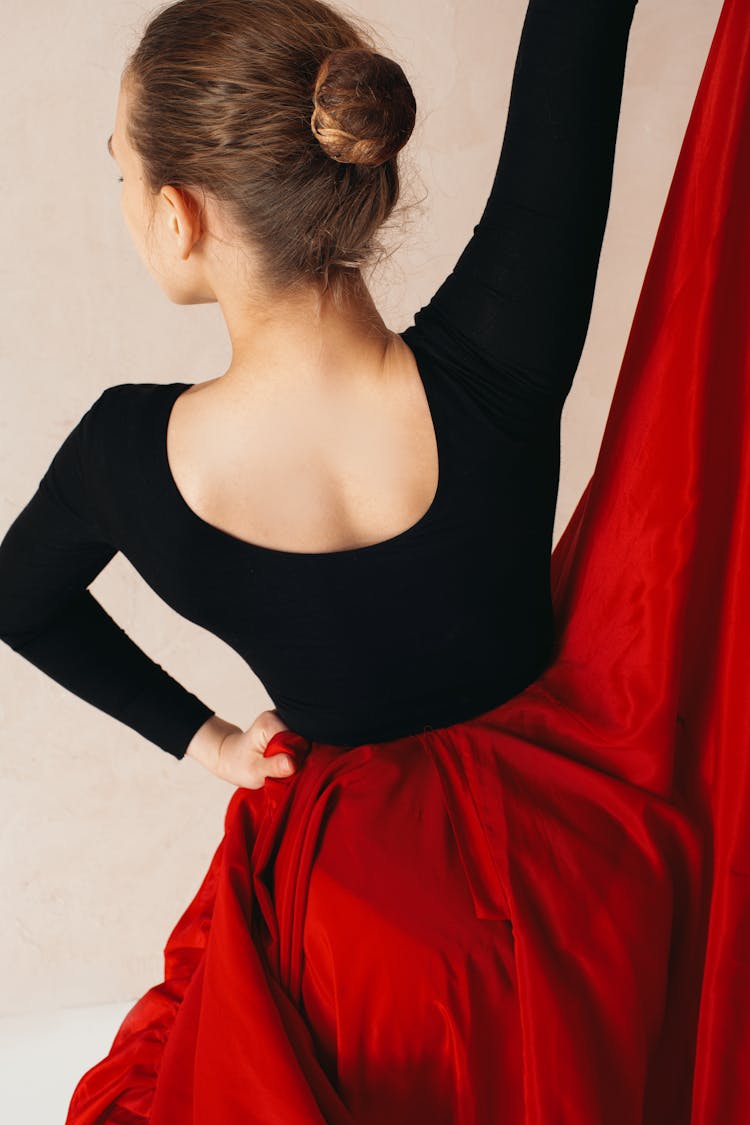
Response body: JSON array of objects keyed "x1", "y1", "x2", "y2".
[{"x1": 0, "y1": 0, "x2": 723, "y2": 1016}]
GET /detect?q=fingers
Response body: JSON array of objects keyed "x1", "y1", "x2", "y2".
[
  {"x1": 209, "y1": 714, "x2": 301, "y2": 790},
  {"x1": 244, "y1": 748, "x2": 294, "y2": 789},
  {"x1": 267, "y1": 752, "x2": 296, "y2": 778},
  {"x1": 239, "y1": 746, "x2": 295, "y2": 790},
  {"x1": 255, "y1": 708, "x2": 291, "y2": 750},
  {"x1": 246, "y1": 709, "x2": 296, "y2": 787}
]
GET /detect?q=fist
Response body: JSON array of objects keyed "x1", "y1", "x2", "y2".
[{"x1": 214, "y1": 709, "x2": 298, "y2": 789}]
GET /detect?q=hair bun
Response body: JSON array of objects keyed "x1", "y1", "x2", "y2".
[{"x1": 311, "y1": 46, "x2": 416, "y2": 167}]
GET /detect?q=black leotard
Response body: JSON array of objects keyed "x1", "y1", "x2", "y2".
[{"x1": 0, "y1": 1, "x2": 638, "y2": 758}]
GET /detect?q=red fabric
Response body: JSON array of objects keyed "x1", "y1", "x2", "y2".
[{"x1": 65, "y1": 0, "x2": 749, "y2": 1120}]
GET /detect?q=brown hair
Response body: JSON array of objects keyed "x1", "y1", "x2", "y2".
[{"x1": 122, "y1": 0, "x2": 417, "y2": 305}]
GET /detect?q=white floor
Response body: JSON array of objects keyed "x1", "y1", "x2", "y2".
[{"x1": 0, "y1": 1000, "x2": 135, "y2": 1124}]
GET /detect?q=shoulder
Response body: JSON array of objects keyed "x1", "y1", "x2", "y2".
[
  {"x1": 52, "y1": 382, "x2": 181, "y2": 532},
  {"x1": 87, "y1": 380, "x2": 171, "y2": 424},
  {"x1": 29, "y1": 381, "x2": 185, "y2": 551},
  {"x1": 79, "y1": 381, "x2": 180, "y2": 457}
]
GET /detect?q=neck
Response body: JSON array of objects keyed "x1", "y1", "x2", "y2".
[{"x1": 219, "y1": 272, "x2": 396, "y2": 389}]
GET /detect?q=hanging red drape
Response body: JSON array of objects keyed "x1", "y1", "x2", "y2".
[{"x1": 542, "y1": 0, "x2": 750, "y2": 1115}]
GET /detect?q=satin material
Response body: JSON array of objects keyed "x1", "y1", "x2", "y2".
[{"x1": 65, "y1": 0, "x2": 748, "y2": 1120}]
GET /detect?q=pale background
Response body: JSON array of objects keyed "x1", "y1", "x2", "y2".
[{"x1": 0, "y1": 0, "x2": 723, "y2": 1020}]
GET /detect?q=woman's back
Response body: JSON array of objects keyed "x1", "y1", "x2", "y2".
[{"x1": 164, "y1": 330, "x2": 439, "y2": 556}]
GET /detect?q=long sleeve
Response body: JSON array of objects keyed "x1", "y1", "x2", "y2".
[
  {"x1": 404, "y1": 0, "x2": 639, "y2": 437},
  {"x1": 0, "y1": 388, "x2": 215, "y2": 760}
]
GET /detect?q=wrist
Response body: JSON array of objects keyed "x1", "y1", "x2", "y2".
[{"x1": 185, "y1": 714, "x2": 240, "y2": 770}]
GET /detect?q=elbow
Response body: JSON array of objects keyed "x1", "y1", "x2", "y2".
[{"x1": 0, "y1": 619, "x2": 47, "y2": 655}]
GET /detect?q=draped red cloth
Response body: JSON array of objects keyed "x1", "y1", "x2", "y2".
[{"x1": 65, "y1": 0, "x2": 749, "y2": 1121}]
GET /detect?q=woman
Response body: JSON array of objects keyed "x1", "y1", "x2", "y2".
[{"x1": 3, "y1": 0, "x2": 745, "y2": 1120}]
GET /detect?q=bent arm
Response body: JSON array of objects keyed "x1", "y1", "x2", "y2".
[
  {"x1": 404, "y1": 0, "x2": 639, "y2": 435},
  {"x1": 0, "y1": 392, "x2": 215, "y2": 760}
]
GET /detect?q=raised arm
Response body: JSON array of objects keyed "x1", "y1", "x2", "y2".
[
  {"x1": 0, "y1": 389, "x2": 215, "y2": 760},
  {"x1": 404, "y1": 0, "x2": 639, "y2": 436}
]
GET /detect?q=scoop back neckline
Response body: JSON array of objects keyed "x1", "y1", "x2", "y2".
[{"x1": 157, "y1": 330, "x2": 444, "y2": 561}]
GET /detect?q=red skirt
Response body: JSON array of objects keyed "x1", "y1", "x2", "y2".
[
  {"x1": 63, "y1": 716, "x2": 699, "y2": 1125},
  {"x1": 65, "y1": 0, "x2": 750, "y2": 1121}
]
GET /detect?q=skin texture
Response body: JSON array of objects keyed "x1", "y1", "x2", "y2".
[{"x1": 108, "y1": 77, "x2": 437, "y2": 783}]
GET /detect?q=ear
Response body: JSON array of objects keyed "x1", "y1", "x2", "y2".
[{"x1": 159, "y1": 184, "x2": 204, "y2": 259}]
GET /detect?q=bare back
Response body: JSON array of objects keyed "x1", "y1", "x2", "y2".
[{"x1": 165, "y1": 334, "x2": 439, "y2": 554}]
